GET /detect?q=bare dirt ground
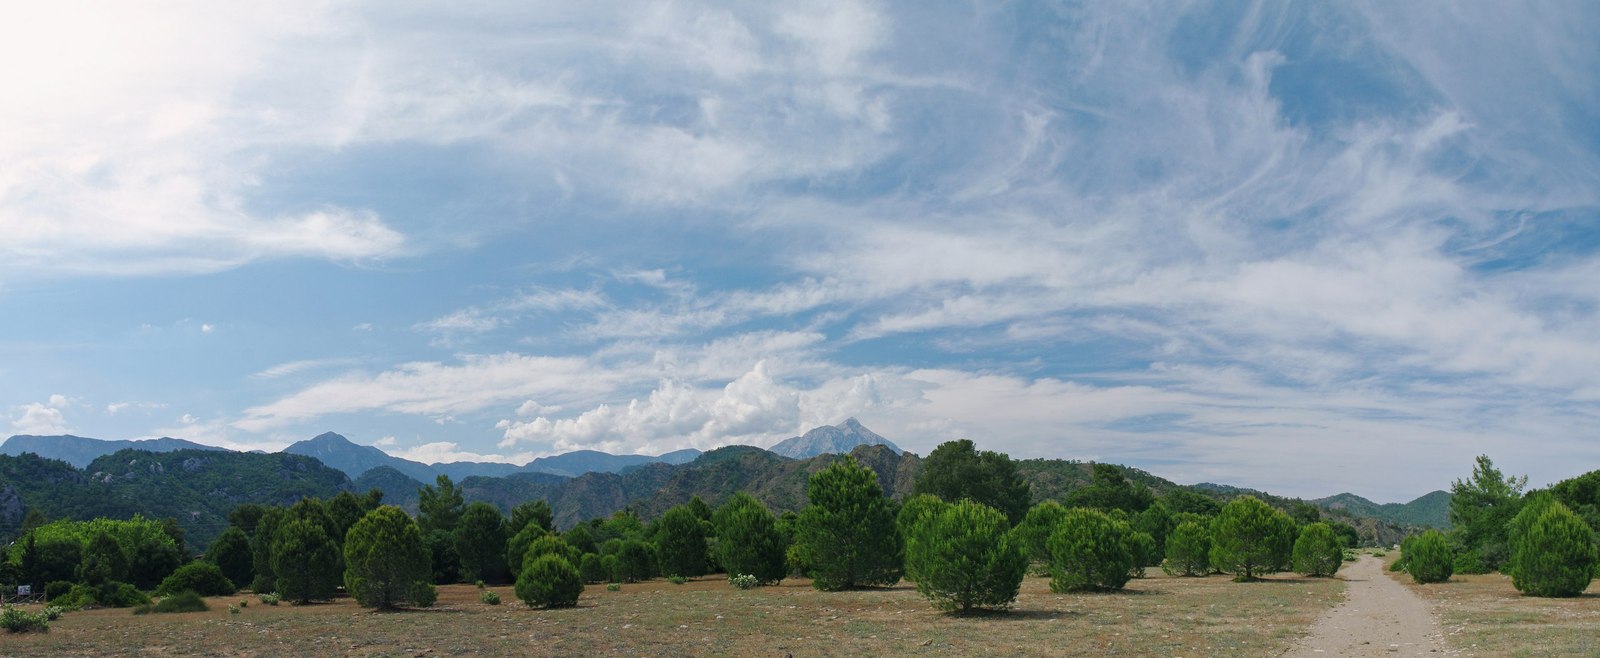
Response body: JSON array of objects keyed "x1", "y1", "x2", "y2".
[
  {"x1": 2, "y1": 570, "x2": 1342, "y2": 657},
  {"x1": 1387, "y1": 557, "x2": 1600, "y2": 657},
  {"x1": 1285, "y1": 555, "x2": 1449, "y2": 657}
]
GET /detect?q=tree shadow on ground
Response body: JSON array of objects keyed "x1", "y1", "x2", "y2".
[{"x1": 940, "y1": 608, "x2": 1087, "y2": 621}]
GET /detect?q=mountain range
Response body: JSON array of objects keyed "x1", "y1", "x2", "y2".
[
  {"x1": 0, "y1": 434, "x2": 226, "y2": 468},
  {"x1": 1, "y1": 420, "x2": 1450, "y2": 551},
  {"x1": 1312, "y1": 490, "x2": 1452, "y2": 529}
]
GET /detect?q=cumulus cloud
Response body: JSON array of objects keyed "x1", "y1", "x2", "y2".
[
  {"x1": 498, "y1": 361, "x2": 801, "y2": 453},
  {"x1": 9, "y1": 401, "x2": 70, "y2": 435},
  {"x1": 391, "y1": 441, "x2": 535, "y2": 465}
]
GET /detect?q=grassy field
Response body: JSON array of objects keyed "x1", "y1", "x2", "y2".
[
  {"x1": 1383, "y1": 556, "x2": 1600, "y2": 657},
  {"x1": 2, "y1": 572, "x2": 1342, "y2": 657}
]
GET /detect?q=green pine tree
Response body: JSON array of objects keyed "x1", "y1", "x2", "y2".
[
  {"x1": 343, "y1": 506, "x2": 433, "y2": 609},
  {"x1": 793, "y1": 456, "x2": 903, "y2": 590}
]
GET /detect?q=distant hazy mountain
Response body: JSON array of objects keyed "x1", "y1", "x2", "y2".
[
  {"x1": 433, "y1": 461, "x2": 522, "y2": 481},
  {"x1": 522, "y1": 448, "x2": 702, "y2": 477},
  {"x1": 1313, "y1": 490, "x2": 1451, "y2": 529},
  {"x1": 283, "y1": 432, "x2": 438, "y2": 483},
  {"x1": 0, "y1": 434, "x2": 226, "y2": 468},
  {"x1": 769, "y1": 418, "x2": 901, "y2": 458},
  {"x1": 284, "y1": 431, "x2": 702, "y2": 481}
]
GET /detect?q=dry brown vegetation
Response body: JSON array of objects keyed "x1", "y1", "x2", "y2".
[
  {"x1": 2, "y1": 572, "x2": 1342, "y2": 657},
  {"x1": 1384, "y1": 556, "x2": 1600, "y2": 657}
]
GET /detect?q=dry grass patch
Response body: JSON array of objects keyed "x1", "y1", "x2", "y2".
[
  {"x1": 1385, "y1": 556, "x2": 1600, "y2": 656},
  {"x1": 1, "y1": 572, "x2": 1341, "y2": 657}
]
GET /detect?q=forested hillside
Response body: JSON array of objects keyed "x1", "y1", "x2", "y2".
[{"x1": 0, "y1": 449, "x2": 351, "y2": 548}]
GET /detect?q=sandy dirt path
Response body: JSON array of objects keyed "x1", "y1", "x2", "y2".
[{"x1": 1284, "y1": 555, "x2": 1449, "y2": 657}]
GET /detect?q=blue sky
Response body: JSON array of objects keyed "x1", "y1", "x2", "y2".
[{"x1": 2, "y1": 1, "x2": 1597, "y2": 502}]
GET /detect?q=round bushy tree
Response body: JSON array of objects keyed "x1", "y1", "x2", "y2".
[
  {"x1": 1406, "y1": 529, "x2": 1454, "y2": 584},
  {"x1": 343, "y1": 506, "x2": 432, "y2": 609},
  {"x1": 912, "y1": 440, "x2": 1032, "y2": 524},
  {"x1": 896, "y1": 494, "x2": 950, "y2": 581},
  {"x1": 272, "y1": 519, "x2": 341, "y2": 604},
  {"x1": 1126, "y1": 531, "x2": 1157, "y2": 577},
  {"x1": 1509, "y1": 502, "x2": 1597, "y2": 597},
  {"x1": 896, "y1": 494, "x2": 950, "y2": 540},
  {"x1": 653, "y1": 505, "x2": 709, "y2": 578},
  {"x1": 712, "y1": 493, "x2": 786, "y2": 585},
  {"x1": 1293, "y1": 522, "x2": 1344, "y2": 577},
  {"x1": 578, "y1": 553, "x2": 607, "y2": 584},
  {"x1": 905, "y1": 500, "x2": 1027, "y2": 612},
  {"x1": 793, "y1": 457, "x2": 904, "y2": 590},
  {"x1": 614, "y1": 541, "x2": 655, "y2": 583},
  {"x1": 425, "y1": 529, "x2": 460, "y2": 584},
  {"x1": 1209, "y1": 496, "x2": 1296, "y2": 581},
  {"x1": 515, "y1": 555, "x2": 582, "y2": 608},
  {"x1": 77, "y1": 532, "x2": 127, "y2": 585},
  {"x1": 204, "y1": 526, "x2": 254, "y2": 591},
  {"x1": 1015, "y1": 502, "x2": 1068, "y2": 570},
  {"x1": 1048, "y1": 508, "x2": 1135, "y2": 592},
  {"x1": 505, "y1": 523, "x2": 549, "y2": 577},
  {"x1": 563, "y1": 524, "x2": 598, "y2": 556},
  {"x1": 1162, "y1": 521, "x2": 1212, "y2": 577},
  {"x1": 454, "y1": 503, "x2": 510, "y2": 584},
  {"x1": 249, "y1": 507, "x2": 287, "y2": 594},
  {"x1": 510, "y1": 500, "x2": 554, "y2": 536},
  {"x1": 156, "y1": 561, "x2": 237, "y2": 597},
  {"x1": 522, "y1": 535, "x2": 582, "y2": 574}
]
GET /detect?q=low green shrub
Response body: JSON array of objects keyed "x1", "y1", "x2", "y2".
[
  {"x1": 410, "y1": 582, "x2": 438, "y2": 608},
  {"x1": 132, "y1": 591, "x2": 209, "y2": 615},
  {"x1": 44, "y1": 581, "x2": 74, "y2": 601},
  {"x1": 728, "y1": 574, "x2": 758, "y2": 590},
  {"x1": 228, "y1": 604, "x2": 240, "y2": 615},
  {"x1": 258, "y1": 592, "x2": 280, "y2": 606},
  {"x1": 1, "y1": 605, "x2": 49, "y2": 633},
  {"x1": 42, "y1": 606, "x2": 64, "y2": 621},
  {"x1": 475, "y1": 580, "x2": 486, "y2": 589},
  {"x1": 480, "y1": 591, "x2": 501, "y2": 605},
  {"x1": 667, "y1": 575, "x2": 688, "y2": 585},
  {"x1": 157, "y1": 561, "x2": 237, "y2": 597},
  {"x1": 606, "y1": 583, "x2": 621, "y2": 592},
  {"x1": 515, "y1": 555, "x2": 583, "y2": 608},
  {"x1": 1407, "y1": 530, "x2": 1454, "y2": 584},
  {"x1": 56, "y1": 582, "x2": 150, "y2": 609}
]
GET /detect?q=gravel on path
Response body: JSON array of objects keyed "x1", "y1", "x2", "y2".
[{"x1": 1283, "y1": 555, "x2": 1451, "y2": 657}]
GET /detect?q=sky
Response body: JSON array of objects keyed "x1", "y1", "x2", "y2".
[{"x1": 2, "y1": 1, "x2": 1597, "y2": 503}]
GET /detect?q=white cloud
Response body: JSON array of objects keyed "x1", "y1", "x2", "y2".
[
  {"x1": 106, "y1": 401, "x2": 167, "y2": 415},
  {"x1": 235, "y1": 353, "x2": 613, "y2": 432},
  {"x1": 371, "y1": 436, "x2": 397, "y2": 447},
  {"x1": 252, "y1": 358, "x2": 359, "y2": 380},
  {"x1": 391, "y1": 441, "x2": 534, "y2": 465},
  {"x1": 200, "y1": 323, "x2": 215, "y2": 334},
  {"x1": 9, "y1": 402, "x2": 70, "y2": 435},
  {"x1": 498, "y1": 361, "x2": 800, "y2": 454},
  {"x1": 0, "y1": 3, "x2": 407, "y2": 278}
]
